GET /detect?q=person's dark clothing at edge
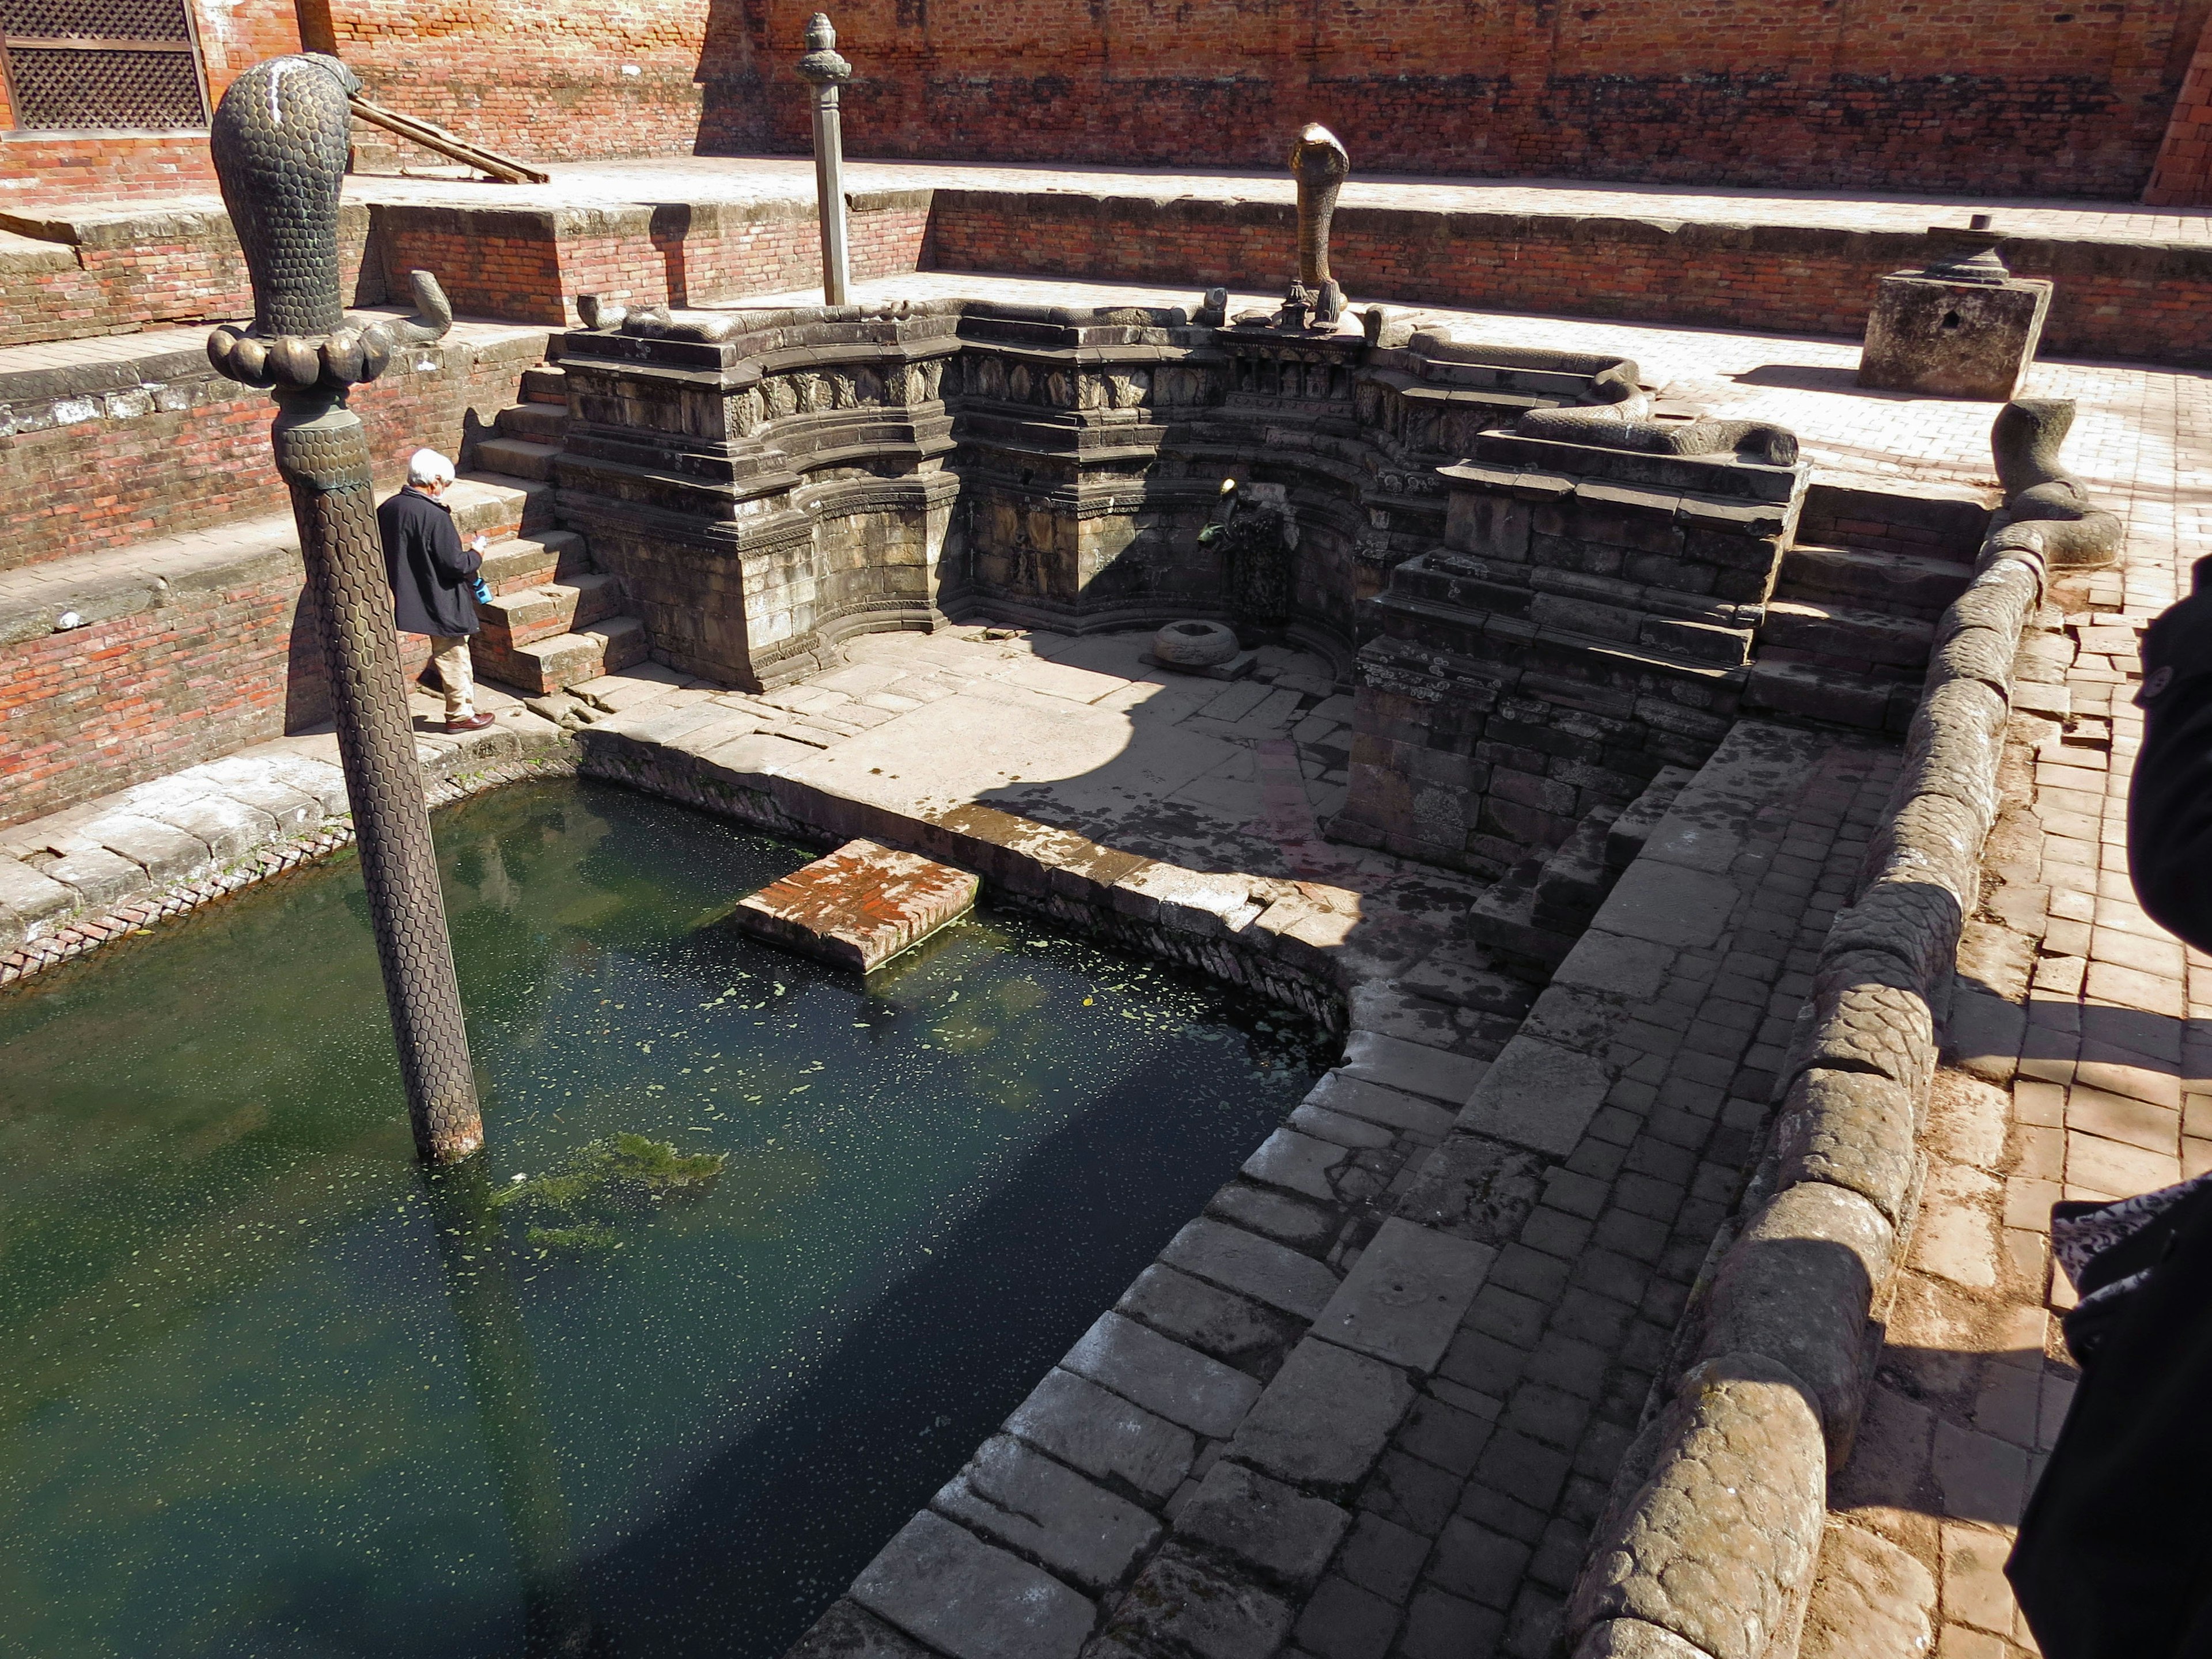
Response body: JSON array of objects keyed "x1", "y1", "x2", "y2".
[
  {"x1": 378, "y1": 485, "x2": 481, "y2": 638},
  {"x1": 2006, "y1": 554, "x2": 2212, "y2": 1659}
]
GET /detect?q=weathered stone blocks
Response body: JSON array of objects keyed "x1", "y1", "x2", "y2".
[
  {"x1": 933, "y1": 1434, "x2": 1163, "y2": 1596},
  {"x1": 1695, "y1": 1182, "x2": 1895, "y2": 1461},
  {"x1": 1771, "y1": 1067, "x2": 1922, "y2": 1230},
  {"x1": 1003, "y1": 1369, "x2": 1196, "y2": 1505},
  {"x1": 1063, "y1": 1312, "x2": 1262, "y2": 1440},
  {"x1": 1173, "y1": 1461, "x2": 1353, "y2": 1594},
  {"x1": 1309, "y1": 1217, "x2": 1497, "y2": 1373},
  {"x1": 851, "y1": 1511, "x2": 1097, "y2": 1659},
  {"x1": 1226, "y1": 1337, "x2": 1416, "y2": 1495}
]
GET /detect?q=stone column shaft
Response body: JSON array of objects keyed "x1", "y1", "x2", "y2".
[
  {"x1": 798, "y1": 13, "x2": 854, "y2": 307},
  {"x1": 208, "y1": 53, "x2": 484, "y2": 1164}
]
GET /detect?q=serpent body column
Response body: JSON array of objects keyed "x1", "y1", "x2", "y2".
[{"x1": 207, "y1": 53, "x2": 484, "y2": 1162}]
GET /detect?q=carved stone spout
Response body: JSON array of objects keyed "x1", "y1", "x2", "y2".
[{"x1": 1287, "y1": 124, "x2": 1350, "y2": 327}]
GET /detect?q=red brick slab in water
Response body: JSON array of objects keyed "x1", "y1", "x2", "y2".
[{"x1": 733, "y1": 839, "x2": 979, "y2": 973}]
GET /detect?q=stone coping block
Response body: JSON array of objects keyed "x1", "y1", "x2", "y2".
[
  {"x1": 1225, "y1": 1336, "x2": 1418, "y2": 1496},
  {"x1": 1569, "y1": 1354, "x2": 1829, "y2": 1659},
  {"x1": 1308, "y1": 1217, "x2": 1498, "y2": 1373},
  {"x1": 733, "y1": 837, "x2": 979, "y2": 973},
  {"x1": 1062, "y1": 1310, "x2": 1262, "y2": 1440},
  {"x1": 1174, "y1": 1461, "x2": 1353, "y2": 1594},
  {"x1": 851, "y1": 1510, "x2": 1097, "y2": 1659},
  {"x1": 930, "y1": 1433, "x2": 1162, "y2": 1597}
]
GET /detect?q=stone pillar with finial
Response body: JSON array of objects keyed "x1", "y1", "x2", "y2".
[
  {"x1": 797, "y1": 13, "x2": 853, "y2": 306},
  {"x1": 1858, "y1": 211, "x2": 2054, "y2": 400}
]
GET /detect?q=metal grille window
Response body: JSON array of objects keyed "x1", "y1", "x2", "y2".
[{"x1": 1, "y1": 0, "x2": 207, "y2": 130}]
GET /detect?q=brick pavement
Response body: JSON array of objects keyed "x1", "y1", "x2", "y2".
[{"x1": 1796, "y1": 291, "x2": 2212, "y2": 1656}]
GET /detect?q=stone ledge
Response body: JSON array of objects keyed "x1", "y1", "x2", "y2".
[{"x1": 0, "y1": 723, "x2": 569, "y2": 967}]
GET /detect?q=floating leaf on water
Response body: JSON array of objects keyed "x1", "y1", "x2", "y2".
[{"x1": 527, "y1": 1225, "x2": 620, "y2": 1253}]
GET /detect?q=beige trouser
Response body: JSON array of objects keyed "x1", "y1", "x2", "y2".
[{"x1": 429, "y1": 636, "x2": 476, "y2": 719}]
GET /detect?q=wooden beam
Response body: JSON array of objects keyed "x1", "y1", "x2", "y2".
[{"x1": 346, "y1": 93, "x2": 548, "y2": 185}]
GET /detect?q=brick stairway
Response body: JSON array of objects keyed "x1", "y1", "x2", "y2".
[
  {"x1": 459, "y1": 362, "x2": 647, "y2": 695},
  {"x1": 1743, "y1": 486, "x2": 1986, "y2": 736}
]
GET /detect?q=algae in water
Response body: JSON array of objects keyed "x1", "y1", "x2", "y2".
[{"x1": 493, "y1": 1134, "x2": 726, "y2": 1251}]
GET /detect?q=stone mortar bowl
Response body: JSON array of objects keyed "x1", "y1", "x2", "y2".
[{"x1": 1152, "y1": 620, "x2": 1241, "y2": 667}]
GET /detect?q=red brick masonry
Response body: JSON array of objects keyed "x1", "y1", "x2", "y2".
[
  {"x1": 735, "y1": 838, "x2": 981, "y2": 972},
  {"x1": 922, "y1": 190, "x2": 2212, "y2": 370}
]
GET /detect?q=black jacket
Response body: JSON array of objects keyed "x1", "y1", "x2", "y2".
[
  {"x1": 2127, "y1": 563, "x2": 2212, "y2": 955},
  {"x1": 2005, "y1": 563, "x2": 2212, "y2": 1658},
  {"x1": 379, "y1": 486, "x2": 482, "y2": 638}
]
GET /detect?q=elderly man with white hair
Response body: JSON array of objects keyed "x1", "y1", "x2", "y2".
[{"x1": 377, "y1": 447, "x2": 493, "y2": 733}]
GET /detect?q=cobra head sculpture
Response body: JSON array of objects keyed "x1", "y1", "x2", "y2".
[
  {"x1": 1287, "y1": 123, "x2": 1350, "y2": 327},
  {"x1": 206, "y1": 54, "x2": 452, "y2": 391}
]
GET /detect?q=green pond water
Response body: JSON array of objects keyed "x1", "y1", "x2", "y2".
[{"x1": 0, "y1": 779, "x2": 1327, "y2": 1659}]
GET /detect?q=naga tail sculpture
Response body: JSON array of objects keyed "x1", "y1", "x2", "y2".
[
  {"x1": 208, "y1": 54, "x2": 484, "y2": 1164},
  {"x1": 1986, "y1": 397, "x2": 2122, "y2": 571}
]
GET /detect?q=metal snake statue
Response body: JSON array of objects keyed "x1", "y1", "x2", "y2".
[
  {"x1": 1287, "y1": 124, "x2": 1350, "y2": 326},
  {"x1": 208, "y1": 52, "x2": 484, "y2": 1164}
]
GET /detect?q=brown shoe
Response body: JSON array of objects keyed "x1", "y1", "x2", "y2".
[{"x1": 445, "y1": 713, "x2": 495, "y2": 733}]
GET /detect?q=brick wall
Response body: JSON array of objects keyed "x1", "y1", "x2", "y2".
[
  {"x1": 0, "y1": 546, "x2": 329, "y2": 829},
  {"x1": 704, "y1": 0, "x2": 2209, "y2": 200},
  {"x1": 374, "y1": 192, "x2": 930, "y2": 325},
  {"x1": 1, "y1": 325, "x2": 550, "y2": 571},
  {"x1": 923, "y1": 190, "x2": 2212, "y2": 368},
  {"x1": 0, "y1": 203, "x2": 378, "y2": 349},
  {"x1": 0, "y1": 0, "x2": 300, "y2": 206},
  {"x1": 300, "y1": 0, "x2": 709, "y2": 164},
  {"x1": 2145, "y1": 26, "x2": 2212, "y2": 204}
]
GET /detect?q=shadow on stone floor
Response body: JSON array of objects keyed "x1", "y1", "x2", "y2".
[{"x1": 1729, "y1": 363, "x2": 1923, "y2": 399}]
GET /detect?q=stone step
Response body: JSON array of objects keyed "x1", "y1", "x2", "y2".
[
  {"x1": 1743, "y1": 658, "x2": 1919, "y2": 734},
  {"x1": 1775, "y1": 541, "x2": 1974, "y2": 622},
  {"x1": 1467, "y1": 854, "x2": 1558, "y2": 972},
  {"x1": 473, "y1": 614, "x2": 647, "y2": 696},
  {"x1": 442, "y1": 472, "x2": 553, "y2": 543},
  {"x1": 469, "y1": 435, "x2": 562, "y2": 483},
  {"x1": 1760, "y1": 596, "x2": 1937, "y2": 672},
  {"x1": 478, "y1": 528, "x2": 592, "y2": 596},
  {"x1": 521, "y1": 364, "x2": 568, "y2": 404},
  {"x1": 495, "y1": 401, "x2": 569, "y2": 443},
  {"x1": 1530, "y1": 805, "x2": 1622, "y2": 935},
  {"x1": 1605, "y1": 764, "x2": 1696, "y2": 870},
  {"x1": 478, "y1": 571, "x2": 623, "y2": 648}
]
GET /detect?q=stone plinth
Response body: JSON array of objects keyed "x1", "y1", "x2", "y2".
[
  {"x1": 734, "y1": 838, "x2": 978, "y2": 972},
  {"x1": 1857, "y1": 272, "x2": 2052, "y2": 402}
]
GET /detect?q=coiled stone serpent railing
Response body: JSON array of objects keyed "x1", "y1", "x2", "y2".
[{"x1": 208, "y1": 52, "x2": 483, "y2": 1163}]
